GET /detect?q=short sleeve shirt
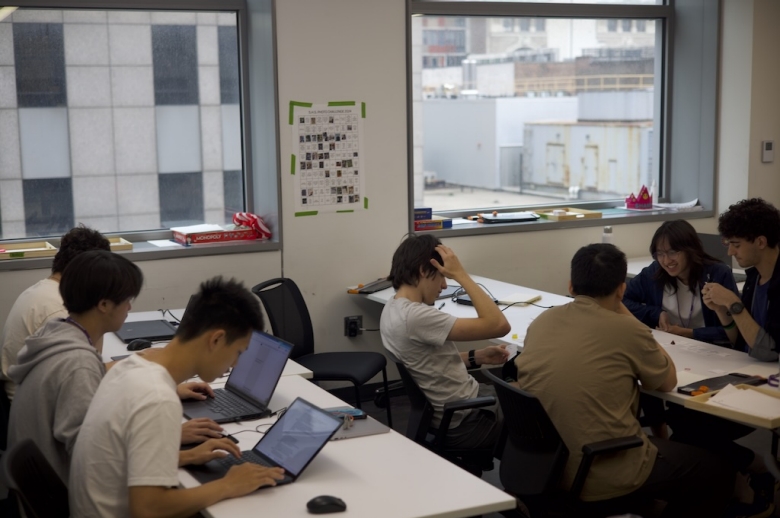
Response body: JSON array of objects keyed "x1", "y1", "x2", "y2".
[
  {"x1": 69, "y1": 354, "x2": 181, "y2": 518},
  {"x1": 515, "y1": 296, "x2": 672, "y2": 501},
  {"x1": 380, "y1": 296, "x2": 479, "y2": 428}
]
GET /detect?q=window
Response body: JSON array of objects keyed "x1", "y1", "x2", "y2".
[
  {"x1": 0, "y1": 2, "x2": 278, "y2": 243},
  {"x1": 409, "y1": 1, "x2": 719, "y2": 226}
]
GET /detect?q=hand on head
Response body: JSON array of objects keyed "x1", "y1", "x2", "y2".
[{"x1": 430, "y1": 245, "x2": 466, "y2": 279}]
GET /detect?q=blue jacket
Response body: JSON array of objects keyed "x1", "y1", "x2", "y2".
[
  {"x1": 736, "y1": 258, "x2": 780, "y2": 361},
  {"x1": 623, "y1": 261, "x2": 739, "y2": 345}
]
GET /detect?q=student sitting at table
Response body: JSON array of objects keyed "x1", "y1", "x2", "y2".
[
  {"x1": 516, "y1": 243, "x2": 735, "y2": 517},
  {"x1": 380, "y1": 234, "x2": 510, "y2": 451},
  {"x1": 1, "y1": 225, "x2": 110, "y2": 400},
  {"x1": 703, "y1": 198, "x2": 780, "y2": 362},
  {"x1": 7, "y1": 251, "x2": 225, "y2": 487},
  {"x1": 623, "y1": 219, "x2": 740, "y2": 346},
  {"x1": 69, "y1": 277, "x2": 285, "y2": 518}
]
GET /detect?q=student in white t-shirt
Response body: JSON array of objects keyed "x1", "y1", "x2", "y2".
[
  {"x1": 0, "y1": 225, "x2": 110, "y2": 400},
  {"x1": 70, "y1": 277, "x2": 285, "y2": 518}
]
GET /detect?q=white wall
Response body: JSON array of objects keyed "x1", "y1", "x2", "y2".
[{"x1": 1, "y1": 0, "x2": 779, "y2": 385}]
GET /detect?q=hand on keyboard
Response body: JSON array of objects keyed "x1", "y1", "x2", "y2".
[
  {"x1": 221, "y1": 463, "x2": 286, "y2": 498},
  {"x1": 179, "y1": 437, "x2": 241, "y2": 467}
]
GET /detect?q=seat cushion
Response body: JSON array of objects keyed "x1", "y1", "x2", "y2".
[{"x1": 295, "y1": 352, "x2": 386, "y2": 385}]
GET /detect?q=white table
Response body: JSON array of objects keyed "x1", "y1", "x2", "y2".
[
  {"x1": 103, "y1": 310, "x2": 313, "y2": 379},
  {"x1": 179, "y1": 375, "x2": 517, "y2": 518},
  {"x1": 366, "y1": 276, "x2": 779, "y2": 427}
]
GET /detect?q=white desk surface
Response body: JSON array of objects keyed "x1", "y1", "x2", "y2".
[
  {"x1": 179, "y1": 375, "x2": 516, "y2": 518},
  {"x1": 364, "y1": 275, "x2": 779, "y2": 427},
  {"x1": 103, "y1": 310, "x2": 313, "y2": 379}
]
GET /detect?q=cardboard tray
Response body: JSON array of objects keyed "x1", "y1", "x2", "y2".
[
  {"x1": 0, "y1": 241, "x2": 57, "y2": 260},
  {"x1": 108, "y1": 237, "x2": 133, "y2": 251},
  {"x1": 684, "y1": 384, "x2": 780, "y2": 429},
  {"x1": 536, "y1": 207, "x2": 602, "y2": 221}
]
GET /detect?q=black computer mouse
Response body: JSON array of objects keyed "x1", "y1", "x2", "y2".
[
  {"x1": 127, "y1": 338, "x2": 153, "y2": 351},
  {"x1": 306, "y1": 495, "x2": 346, "y2": 514}
]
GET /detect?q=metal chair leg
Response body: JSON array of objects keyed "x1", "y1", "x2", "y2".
[{"x1": 382, "y1": 367, "x2": 393, "y2": 428}]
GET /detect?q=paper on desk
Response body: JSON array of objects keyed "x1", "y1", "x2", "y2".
[
  {"x1": 707, "y1": 384, "x2": 780, "y2": 420},
  {"x1": 504, "y1": 343, "x2": 518, "y2": 358},
  {"x1": 148, "y1": 239, "x2": 184, "y2": 248}
]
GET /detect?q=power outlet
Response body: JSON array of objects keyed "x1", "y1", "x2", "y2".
[{"x1": 344, "y1": 315, "x2": 363, "y2": 337}]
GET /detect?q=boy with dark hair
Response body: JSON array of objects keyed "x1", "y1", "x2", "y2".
[
  {"x1": 516, "y1": 244, "x2": 735, "y2": 516},
  {"x1": 70, "y1": 277, "x2": 284, "y2": 518},
  {"x1": 1, "y1": 225, "x2": 110, "y2": 399},
  {"x1": 703, "y1": 198, "x2": 780, "y2": 361},
  {"x1": 8, "y1": 250, "x2": 142, "y2": 484},
  {"x1": 8, "y1": 252, "x2": 226, "y2": 487},
  {"x1": 381, "y1": 234, "x2": 511, "y2": 450}
]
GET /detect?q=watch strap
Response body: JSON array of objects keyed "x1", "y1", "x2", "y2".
[{"x1": 468, "y1": 349, "x2": 478, "y2": 369}]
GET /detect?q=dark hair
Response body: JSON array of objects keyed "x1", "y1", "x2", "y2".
[
  {"x1": 51, "y1": 225, "x2": 111, "y2": 274},
  {"x1": 718, "y1": 198, "x2": 780, "y2": 248},
  {"x1": 570, "y1": 243, "x2": 627, "y2": 298},
  {"x1": 649, "y1": 220, "x2": 719, "y2": 294},
  {"x1": 176, "y1": 277, "x2": 263, "y2": 345},
  {"x1": 387, "y1": 234, "x2": 443, "y2": 290},
  {"x1": 60, "y1": 250, "x2": 143, "y2": 314}
]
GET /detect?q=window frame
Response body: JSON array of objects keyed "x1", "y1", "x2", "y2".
[
  {"x1": 0, "y1": 0, "x2": 282, "y2": 269},
  {"x1": 407, "y1": 0, "x2": 719, "y2": 236}
]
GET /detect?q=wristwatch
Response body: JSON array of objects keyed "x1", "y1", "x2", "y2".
[
  {"x1": 468, "y1": 349, "x2": 478, "y2": 369},
  {"x1": 728, "y1": 301, "x2": 745, "y2": 316}
]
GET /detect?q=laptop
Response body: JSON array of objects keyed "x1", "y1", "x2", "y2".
[
  {"x1": 331, "y1": 416, "x2": 390, "y2": 441},
  {"x1": 698, "y1": 233, "x2": 747, "y2": 283},
  {"x1": 115, "y1": 320, "x2": 178, "y2": 344},
  {"x1": 182, "y1": 331, "x2": 293, "y2": 423},
  {"x1": 185, "y1": 397, "x2": 342, "y2": 485}
]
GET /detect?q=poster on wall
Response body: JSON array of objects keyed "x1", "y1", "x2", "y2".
[{"x1": 289, "y1": 101, "x2": 366, "y2": 216}]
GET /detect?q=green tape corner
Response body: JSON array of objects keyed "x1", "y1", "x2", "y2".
[
  {"x1": 328, "y1": 101, "x2": 356, "y2": 107},
  {"x1": 288, "y1": 101, "x2": 313, "y2": 125},
  {"x1": 361, "y1": 102, "x2": 366, "y2": 118},
  {"x1": 363, "y1": 197, "x2": 369, "y2": 209},
  {"x1": 290, "y1": 154, "x2": 296, "y2": 175},
  {"x1": 295, "y1": 211, "x2": 318, "y2": 217}
]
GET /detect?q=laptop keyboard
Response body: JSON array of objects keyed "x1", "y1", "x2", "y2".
[
  {"x1": 204, "y1": 389, "x2": 263, "y2": 418},
  {"x1": 216, "y1": 452, "x2": 292, "y2": 485}
]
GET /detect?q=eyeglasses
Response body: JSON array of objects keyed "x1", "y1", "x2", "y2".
[{"x1": 653, "y1": 249, "x2": 680, "y2": 260}]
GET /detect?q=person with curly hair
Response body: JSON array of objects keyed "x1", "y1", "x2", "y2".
[
  {"x1": 703, "y1": 198, "x2": 780, "y2": 361},
  {"x1": 1, "y1": 225, "x2": 110, "y2": 400}
]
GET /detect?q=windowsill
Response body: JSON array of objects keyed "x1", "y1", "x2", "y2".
[
  {"x1": 0, "y1": 237, "x2": 280, "y2": 272},
  {"x1": 413, "y1": 206, "x2": 715, "y2": 237}
]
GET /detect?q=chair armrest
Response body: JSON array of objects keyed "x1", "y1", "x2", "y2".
[
  {"x1": 433, "y1": 396, "x2": 496, "y2": 447},
  {"x1": 570, "y1": 435, "x2": 644, "y2": 498}
]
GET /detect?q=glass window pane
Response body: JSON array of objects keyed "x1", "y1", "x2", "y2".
[
  {"x1": 412, "y1": 16, "x2": 660, "y2": 212},
  {"x1": 23, "y1": 178, "x2": 74, "y2": 236},
  {"x1": 1, "y1": 8, "x2": 257, "y2": 240}
]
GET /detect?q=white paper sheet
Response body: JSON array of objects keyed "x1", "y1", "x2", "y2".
[{"x1": 707, "y1": 384, "x2": 780, "y2": 420}]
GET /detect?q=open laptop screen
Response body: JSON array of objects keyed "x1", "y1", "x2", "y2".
[
  {"x1": 225, "y1": 331, "x2": 292, "y2": 407},
  {"x1": 253, "y1": 398, "x2": 342, "y2": 477}
]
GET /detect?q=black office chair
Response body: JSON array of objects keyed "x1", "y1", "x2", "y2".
[
  {"x1": 0, "y1": 383, "x2": 10, "y2": 452},
  {"x1": 483, "y1": 371, "x2": 644, "y2": 517},
  {"x1": 252, "y1": 278, "x2": 392, "y2": 427},
  {"x1": 394, "y1": 359, "x2": 496, "y2": 476},
  {"x1": 3, "y1": 439, "x2": 68, "y2": 518}
]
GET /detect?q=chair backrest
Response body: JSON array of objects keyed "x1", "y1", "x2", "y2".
[
  {"x1": 484, "y1": 370, "x2": 569, "y2": 502},
  {"x1": 251, "y1": 278, "x2": 314, "y2": 360},
  {"x1": 4, "y1": 439, "x2": 69, "y2": 518},
  {"x1": 0, "y1": 382, "x2": 10, "y2": 451},
  {"x1": 393, "y1": 361, "x2": 435, "y2": 444}
]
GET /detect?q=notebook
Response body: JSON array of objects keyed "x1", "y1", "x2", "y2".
[
  {"x1": 115, "y1": 320, "x2": 177, "y2": 344},
  {"x1": 185, "y1": 397, "x2": 342, "y2": 485},
  {"x1": 182, "y1": 331, "x2": 293, "y2": 423}
]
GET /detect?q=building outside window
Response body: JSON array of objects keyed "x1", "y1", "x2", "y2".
[
  {"x1": 0, "y1": 6, "x2": 260, "y2": 240},
  {"x1": 412, "y1": 3, "x2": 661, "y2": 213}
]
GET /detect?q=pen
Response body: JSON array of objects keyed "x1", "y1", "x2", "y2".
[{"x1": 438, "y1": 302, "x2": 445, "y2": 310}]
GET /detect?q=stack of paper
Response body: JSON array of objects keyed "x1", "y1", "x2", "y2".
[{"x1": 707, "y1": 384, "x2": 780, "y2": 420}]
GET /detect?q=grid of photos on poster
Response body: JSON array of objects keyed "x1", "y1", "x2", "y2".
[{"x1": 296, "y1": 109, "x2": 362, "y2": 210}]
